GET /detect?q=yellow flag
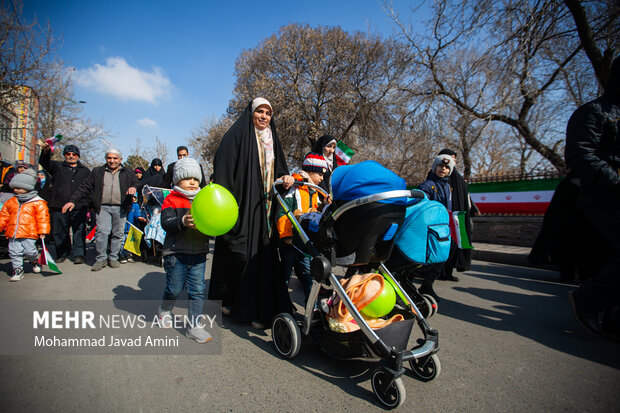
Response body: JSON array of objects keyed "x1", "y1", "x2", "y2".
[{"x1": 123, "y1": 223, "x2": 143, "y2": 256}]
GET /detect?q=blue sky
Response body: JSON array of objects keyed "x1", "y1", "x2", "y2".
[{"x1": 22, "y1": 0, "x2": 413, "y2": 165}]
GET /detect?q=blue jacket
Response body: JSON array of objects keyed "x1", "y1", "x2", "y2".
[
  {"x1": 419, "y1": 171, "x2": 452, "y2": 210},
  {"x1": 125, "y1": 202, "x2": 144, "y2": 233}
]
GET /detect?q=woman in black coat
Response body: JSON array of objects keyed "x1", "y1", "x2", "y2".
[{"x1": 208, "y1": 98, "x2": 294, "y2": 329}]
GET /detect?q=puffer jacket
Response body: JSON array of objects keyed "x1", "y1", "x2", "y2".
[
  {"x1": 276, "y1": 172, "x2": 321, "y2": 239},
  {"x1": 565, "y1": 57, "x2": 620, "y2": 207},
  {"x1": 0, "y1": 196, "x2": 50, "y2": 239},
  {"x1": 160, "y1": 191, "x2": 209, "y2": 256}
]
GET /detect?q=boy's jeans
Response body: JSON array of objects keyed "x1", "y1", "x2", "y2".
[
  {"x1": 280, "y1": 244, "x2": 313, "y2": 303},
  {"x1": 161, "y1": 253, "x2": 206, "y2": 324},
  {"x1": 9, "y1": 238, "x2": 38, "y2": 270}
]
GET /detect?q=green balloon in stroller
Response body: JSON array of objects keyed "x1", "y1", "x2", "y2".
[{"x1": 271, "y1": 161, "x2": 440, "y2": 409}]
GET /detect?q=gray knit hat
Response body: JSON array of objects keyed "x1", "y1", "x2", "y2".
[
  {"x1": 173, "y1": 157, "x2": 202, "y2": 185},
  {"x1": 10, "y1": 169, "x2": 37, "y2": 191},
  {"x1": 431, "y1": 154, "x2": 456, "y2": 176}
]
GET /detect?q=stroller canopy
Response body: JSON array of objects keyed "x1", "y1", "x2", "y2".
[{"x1": 332, "y1": 161, "x2": 407, "y2": 204}]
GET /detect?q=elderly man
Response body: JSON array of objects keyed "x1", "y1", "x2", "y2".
[
  {"x1": 63, "y1": 149, "x2": 138, "y2": 271},
  {"x1": 162, "y1": 145, "x2": 206, "y2": 188},
  {"x1": 39, "y1": 143, "x2": 91, "y2": 264}
]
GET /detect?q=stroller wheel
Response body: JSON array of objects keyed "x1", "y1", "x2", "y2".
[
  {"x1": 409, "y1": 353, "x2": 441, "y2": 382},
  {"x1": 421, "y1": 294, "x2": 439, "y2": 317},
  {"x1": 371, "y1": 367, "x2": 406, "y2": 409},
  {"x1": 271, "y1": 313, "x2": 301, "y2": 359}
]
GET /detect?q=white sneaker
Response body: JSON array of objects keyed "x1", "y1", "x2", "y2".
[
  {"x1": 9, "y1": 268, "x2": 24, "y2": 282},
  {"x1": 30, "y1": 260, "x2": 41, "y2": 274},
  {"x1": 157, "y1": 306, "x2": 173, "y2": 328},
  {"x1": 186, "y1": 326, "x2": 212, "y2": 343}
]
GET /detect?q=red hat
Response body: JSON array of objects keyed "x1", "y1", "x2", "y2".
[{"x1": 302, "y1": 153, "x2": 328, "y2": 173}]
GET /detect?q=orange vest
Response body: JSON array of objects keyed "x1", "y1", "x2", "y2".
[{"x1": 276, "y1": 173, "x2": 320, "y2": 239}]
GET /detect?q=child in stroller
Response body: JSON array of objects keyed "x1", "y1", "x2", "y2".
[{"x1": 271, "y1": 160, "x2": 440, "y2": 409}]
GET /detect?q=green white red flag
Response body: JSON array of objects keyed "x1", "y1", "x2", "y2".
[
  {"x1": 468, "y1": 177, "x2": 560, "y2": 215},
  {"x1": 38, "y1": 238, "x2": 62, "y2": 274},
  {"x1": 335, "y1": 141, "x2": 354, "y2": 166},
  {"x1": 451, "y1": 211, "x2": 473, "y2": 249}
]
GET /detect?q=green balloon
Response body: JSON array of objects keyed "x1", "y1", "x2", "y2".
[
  {"x1": 360, "y1": 278, "x2": 396, "y2": 318},
  {"x1": 191, "y1": 183, "x2": 239, "y2": 236}
]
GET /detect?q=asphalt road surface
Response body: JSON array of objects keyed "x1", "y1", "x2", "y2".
[{"x1": 0, "y1": 249, "x2": 618, "y2": 412}]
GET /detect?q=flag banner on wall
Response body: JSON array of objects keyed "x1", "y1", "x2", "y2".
[
  {"x1": 468, "y1": 177, "x2": 561, "y2": 215},
  {"x1": 335, "y1": 141, "x2": 354, "y2": 166}
]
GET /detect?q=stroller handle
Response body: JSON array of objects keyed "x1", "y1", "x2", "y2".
[
  {"x1": 273, "y1": 180, "x2": 330, "y2": 198},
  {"x1": 331, "y1": 189, "x2": 424, "y2": 221}
]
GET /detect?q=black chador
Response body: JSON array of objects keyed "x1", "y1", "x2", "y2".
[{"x1": 208, "y1": 102, "x2": 293, "y2": 325}]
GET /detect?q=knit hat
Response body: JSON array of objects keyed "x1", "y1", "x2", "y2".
[
  {"x1": 431, "y1": 154, "x2": 456, "y2": 176},
  {"x1": 173, "y1": 157, "x2": 202, "y2": 185},
  {"x1": 63, "y1": 144, "x2": 80, "y2": 156},
  {"x1": 302, "y1": 153, "x2": 328, "y2": 174},
  {"x1": 251, "y1": 97, "x2": 272, "y2": 113},
  {"x1": 10, "y1": 169, "x2": 37, "y2": 191}
]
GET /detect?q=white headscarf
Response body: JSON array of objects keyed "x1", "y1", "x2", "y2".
[{"x1": 252, "y1": 97, "x2": 274, "y2": 166}]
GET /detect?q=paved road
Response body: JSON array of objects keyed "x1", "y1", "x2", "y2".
[{"x1": 0, "y1": 248, "x2": 618, "y2": 412}]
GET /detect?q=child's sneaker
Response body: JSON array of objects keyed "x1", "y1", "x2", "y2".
[
  {"x1": 186, "y1": 326, "x2": 212, "y2": 343},
  {"x1": 119, "y1": 256, "x2": 128, "y2": 264},
  {"x1": 9, "y1": 268, "x2": 24, "y2": 282},
  {"x1": 157, "y1": 306, "x2": 173, "y2": 328},
  {"x1": 30, "y1": 259, "x2": 41, "y2": 274},
  {"x1": 127, "y1": 256, "x2": 134, "y2": 263}
]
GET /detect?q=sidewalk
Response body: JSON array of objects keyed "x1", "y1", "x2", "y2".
[{"x1": 472, "y1": 242, "x2": 540, "y2": 269}]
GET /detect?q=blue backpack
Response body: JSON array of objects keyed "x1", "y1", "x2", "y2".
[{"x1": 393, "y1": 194, "x2": 451, "y2": 265}]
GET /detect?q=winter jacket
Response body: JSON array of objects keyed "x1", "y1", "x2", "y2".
[
  {"x1": 70, "y1": 164, "x2": 138, "y2": 214},
  {"x1": 565, "y1": 59, "x2": 620, "y2": 208},
  {"x1": 125, "y1": 201, "x2": 144, "y2": 233},
  {"x1": 39, "y1": 148, "x2": 91, "y2": 209},
  {"x1": 419, "y1": 171, "x2": 453, "y2": 210},
  {"x1": 160, "y1": 191, "x2": 209, "y2": 256},
  {"x1": 276, "y1": 172, "x2": 321, "y2": 239},
  {"x1": 0, "y1": 196, "x2": 50, "y2": 239}
]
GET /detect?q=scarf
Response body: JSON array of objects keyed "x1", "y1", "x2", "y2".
[
  {"x1": 173, "y1": 186, "x2": 200, "y2": 201},
  {"x1": 256, "y1": 127, "x2": 274, "y2": 168},
  {"x1": 323, "y1": 153, "x2": 334, "y2": 171},
  {"x1": 17, "y1": 191, "x2": 39, "y2": 203}
]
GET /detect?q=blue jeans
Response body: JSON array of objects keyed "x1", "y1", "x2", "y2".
[
  {"x1": 280, "y1": 244, "x2": 313, "y2": 303},
  {"x1": 95, "y1": 205, "x2": 126, "y2": 262},
  {"x1": 161, "y1": 253, "x2": 207, "y2": 322},
  {"x1": 8, "y1": 238, "x2": 38, "y2": 270}
]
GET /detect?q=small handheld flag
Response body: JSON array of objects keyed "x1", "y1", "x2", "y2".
[
  {"x1": 38, "y1": 238, "x2": 62, "y2": 274},
  {"x1": 86, "y1": 226, "x2": 97, "y2": 241},
  {"x1": 335, "y1": 141, "x2": 354, "y2": 166},
  {"x1": 45, "y1": 134, "x2": 63, "y2": 153},
  {"x1": 123, "y1": 223, "x2": 143, "y2": 256},
  {"x1": 450, "y1": 211, "x2": 473, "y2": 249}
]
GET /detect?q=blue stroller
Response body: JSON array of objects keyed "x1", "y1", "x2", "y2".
[{"x1": 270, "y1": 161, "x2": 440, "y2": 409}]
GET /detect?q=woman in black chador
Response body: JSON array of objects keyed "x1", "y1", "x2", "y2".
[
  {"x1": 312, "y1": 134, "x2": 338, "y2": 194},
  {"x1": 208, "y1": 98, "x2": 294, "y2": 329}
]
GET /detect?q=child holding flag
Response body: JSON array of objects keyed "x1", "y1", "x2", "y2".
[
  {"x1": 0, "y1": 170, "x2": 50, "y2": 281},
  {"x1": 157, "y1": 157, "x2": 212, "y2": 343},
  {"x1": 119, "y1": 194, "x2": 146, "y2": 263},
  {"x1": 276, "y1": 153, "x2": 330, "y2": 303}
]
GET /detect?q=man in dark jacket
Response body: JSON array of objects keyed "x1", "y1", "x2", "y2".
[
  {"x1": 162, "y1": 146, "x2": 207, "y2": 188},
  {"x1": 565, "y1": 56, "x2": 620, "y2": 340},
  {"x1": 39, "y1": 143, "x2": 91, "y2": 263},
  {"x1": 63, "y1": 149, "x2": 138, "y2": 271}
]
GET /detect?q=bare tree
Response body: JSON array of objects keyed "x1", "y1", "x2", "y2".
[
  {"x1": 0, "y1": 0, "x2": 55, "y2": 112},
  {"x1": 190, "y1": 115, "x2": 232, "y2": 175},
  {"x1": 385, "y1": 0, "x2": 618, "y2": 172},
  {"x1": 36, "y1": 63, "x2": 110, "y2": 167}
]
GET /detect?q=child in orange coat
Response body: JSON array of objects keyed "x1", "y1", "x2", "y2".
[{"x1": 0, "y1": 169, "x2": 50, "y2": 281}]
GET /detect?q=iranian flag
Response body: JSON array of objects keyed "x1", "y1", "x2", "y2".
[
  {"x1": 38, "y1": 238, "x2": 62, "y2": 274},
  {"x1": 335, "y1": 141, "x2": 354, "y2": 166},
  {"x1": 469, "y1": 177, "x2": 560, "y2": 215},
  {"x1": 450, "y1": 211, "x2": 473, "y2": 249}
]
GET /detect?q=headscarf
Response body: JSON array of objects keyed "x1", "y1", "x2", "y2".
[
  {"x1": 252, "y1": 97, "x2": 275, "y2": 168},
  {"x1": 312, "y1": 134, "x2": 337, "y2": 170}
]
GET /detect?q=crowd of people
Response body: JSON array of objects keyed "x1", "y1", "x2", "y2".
[{"x1": 1, "y1": 62, "x2": 617, "y2": 343}]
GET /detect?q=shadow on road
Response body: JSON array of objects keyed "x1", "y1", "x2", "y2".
[{"x1": 438, "y1": 264, "x2": 620, "y2": 368}]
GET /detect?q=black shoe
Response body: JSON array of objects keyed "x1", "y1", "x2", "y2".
[
  {"x1": 439, "y1": 275, "x2": 460, "y2": 282},
  {"x1": 568, "y1": 291, "x2": 601, "y2": 336},
  {"x1": 158, "y1": 256, "x2": 164, "y2": 267},
  {"x1": 418, "y1": 285, "x2": 441, "y2": 303},
  {"x1": 55, "y1": 256, "x2": 67, "y2": 263},
  {"x1": 73, "y1": 256, "x2": 84, "y2": 265}
]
